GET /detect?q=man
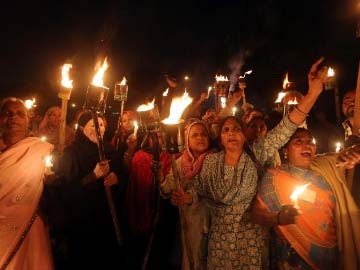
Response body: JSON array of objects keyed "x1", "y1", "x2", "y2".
[
  {"x1": 328, "y1": 89, "x2": 360, "y2": 207},
  {"x1": 0, "y1": 97, "x2": 54, "y2": 270},
  {"x1": 328, "y1": 89, "x2": 355, "y2": 151}
]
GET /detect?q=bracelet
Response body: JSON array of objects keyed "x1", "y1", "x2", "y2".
[{"x1": 294, "y1": 106, "x2": 309, "y2": 117}]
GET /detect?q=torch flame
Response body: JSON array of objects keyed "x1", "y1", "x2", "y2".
[
  {"x1": 282, "y1": 73, "x2": 291, "y2": 89},
  {"x1": 137, "y1": 98, "x2": 156, "y2": 112},
  {"x1": 120, "y1": 76, "x2": 127, "y2": 85},
  {"x1": 328, "y1": 67, "x2": 335, "y2": 77},
  {"x1": 290, "y1": 183, "x2": 310, "y2": 202},
  {"x1": 215, "y1": 75, "x2": 229, "y2": 82},
  {"x1": 163, "y1": 88, "x2": 169, "y2": 97},
  {"x1": 162, "y1": 91, "x2": 193, "y2": 124},
  {"x1": 91, "y1": 58, "x2": 109, "y2": 88},
  {"x1": 275, "y1": 92, "x2": 286, "y2": 103},
  {"x1": 25, "y1": 98, "x2": 36, "y2": 109},
  {"x1": 220, "y1": 97, "x2": 227, "y2": 109},
  {"x1": 239, "y1": 70, "x2": 253, "y2": 79},
  {"x1": 61, "y1": 64, "x2": 73, "y2": 89},
  {"x1": 287, "y1": 97, "x2": 298, "y2": 105}
]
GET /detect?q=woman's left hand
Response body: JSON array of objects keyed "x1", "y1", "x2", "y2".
[{"x1": 103, "y1": 172, "x2": 119, "y2": 186}]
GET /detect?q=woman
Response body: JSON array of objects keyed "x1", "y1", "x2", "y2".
[
  {"x1": 190, "y1": 57, "x2": 329, "y2": 269},
  {"x1": 37, "y1": 106, "x2": 75, "y2": 153},
  {"x1": 55, "y1": 111, "x2": 123, "y2": 269},
  {"x1": 251, "y1": 128, "x2": 360, "y2": 270},
  {"x1": 161, "y1": 120, "x2": 214, "y2": 270},
  {"x1": 0, "y1": 97, "x2": 54, "y2": 270}
]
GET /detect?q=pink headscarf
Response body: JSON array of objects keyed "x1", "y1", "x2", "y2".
[{"x1": 181, "y1": 121, "x2": 213, "y2": 179}]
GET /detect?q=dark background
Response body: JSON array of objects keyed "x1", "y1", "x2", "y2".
[{"x1": 1, "y1": 0, "x2": 359, "y2": 122}]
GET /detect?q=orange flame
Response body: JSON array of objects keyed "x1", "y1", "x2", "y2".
[
  {"x1": 290, "y1": 183, "x2": 310, "y2": 206},
  {"x1": 327, "y1": 67, "x2": 335, "y2": 77},
  {"x1": 162, "y1": 91, "x2": 193, "y2": 124},
  {"x1": 91, "y1": 58, "x2": 109, "y2": 88},
  {"x1": 137, "y1": 98, "x2": 156, "y2": 112},
  {"x1": 133, "y1": 121, "x2": 138, "y2": 137},
  {"x1": 61, "y1": 64, "x2": 73, "y2": 89},
  {"x1": 282, "y1": 73, "x2": 291, "y2": 89},
  {"x1": 120, "y1": 76, "x2": 127, "y2": 85},
  {"x1": 25, "y1": 98, "x2": 36, "y2": 109},
  {"x1": 163, "y1": 88, "x2": 169, "y2": 96},
  {"x1": 275, "y1": 92, "x2": 286, "y2": 103},
  {"x1": 239, "y1": 70, "x2": 253, "y2": 79},
  {"x1": 215, "y1": 75, "x2": 229, "y2": 82},
  {"x1": 287, "y1": 97, "x2": 298, "y2": 105},
  {"x1": 45, "y1": 155, "x2": 53, "y2": 168}
]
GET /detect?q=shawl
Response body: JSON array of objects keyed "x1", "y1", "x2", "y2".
[
  {"x1": 311, "y1": 153, "x2": 360, "y2": 270},
  {"x1": 0, "y1": 137, "x2": 53, "y2": 270}
]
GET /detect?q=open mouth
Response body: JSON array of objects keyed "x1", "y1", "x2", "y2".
[{"x1": 300, "y1": 150, "x2": 312, "y2": 158}]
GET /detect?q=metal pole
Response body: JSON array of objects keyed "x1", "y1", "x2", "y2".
[{"x1": 90, "y1": 110, "x2": 123, "y2": 246}]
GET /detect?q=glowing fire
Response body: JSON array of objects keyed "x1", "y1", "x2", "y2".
[
  {"x1": 239, "y1": 70, "x2": 253, "y2": 79},
  {"x1": 137, "y1": 98, "x2": 155, "y2": 112},
  {"x1": 45, "y1": 155, "x2": 53, "y2": 168},
  {"x1": 287, "y1": 97, "x2": 298, "y2": 105},
  {"x1": 133, "y1": 121, "x2": 138, "y2": 137},
  {"x1": 91, "y1": 58, "x2": 109, "y2": 88},
  {"x1": 290, "y1": 183, "x2": 310, "y2": 207},
  {"x1": 163, "y1": 88, "x2": 169, "y2": 97},
  {"x1": 207, "y1": 86, "x2": 212, "y2": 98},
  {"x1": 232, "y1": 107, "x2": 237, "y2": 115},
  {"x1": 25, "y1": 98, "x2": 36, "y2": 109},
  {"x1": 162, "y1": 91, "x2": 193, "y2": 124},
  {"x1": 120, "y1": 76, "x2": 127, "y2": 85},
  {"x1": 335, "y1": 142, "x2": 342, "y2": 153},
  {"x1": 41, "y1": 136, "x2": 46, "y2": 141},
  {"x1": 275, "y1": 92, "x2": 286, "y2": 103},
  {"x1": 327, "y1": 67, "x2": 335, "y2": 77},
  {"x1": 220, "y1": 97, "x2": 227, "y2": 108},
  {"x1": 282, "y1": 73, "x2": 291, "y2": 89},
  {"x1": 215, "y1": 75, "x2": 229, "y2": 82},
  {"x1": 61, "y1": 64, "x2": 73, "y2": 89}
]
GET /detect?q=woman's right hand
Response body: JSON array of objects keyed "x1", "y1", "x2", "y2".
[
  {"x1": 93, "y1": 160, "x2": 110, "y2": 179},
  {"x1": 277, "y1": 204, "x2": 300, "y2": 226}
]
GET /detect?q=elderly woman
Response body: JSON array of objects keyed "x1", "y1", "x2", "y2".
[
  {"x1": 55, "y1": 111, "x2": 123, "y2": 269},
  {"x1": 161, "y1": 120, "x2": 214, "y2": 270},
  {"x1": 251, "y1": 128, "x2": 360, "y2": 270},
  {"x1": 0, "y1": 97, "x2": 54, "y2": 270},
  {"x1": 184, "y1": 57, "x2": 329, "y2": 270},
  {"x1": 37, "y1": 106, "x2": 75, "y2": 153}
]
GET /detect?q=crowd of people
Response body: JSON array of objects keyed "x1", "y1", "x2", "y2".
[{"x1": 1, "y1": 57, "x2": 360, "y2": 270}]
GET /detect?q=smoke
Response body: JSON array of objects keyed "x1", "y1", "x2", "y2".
[{"x1": 228, "y1": 49, "x2": 252, "y2": 93}]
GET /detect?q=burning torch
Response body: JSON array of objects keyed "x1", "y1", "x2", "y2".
[
  {"x1": 114, "y1": 76, "x2": 128, "y2": 151},
  {"x1": 58, "y1": 64, "x2": 73, "y2": 154},
  {"x1": 83, "y1": 57, "x2": 123, "y2": 246},
  {"x1": 214, "y1": 74, "x2": 230, "y2": 113}
]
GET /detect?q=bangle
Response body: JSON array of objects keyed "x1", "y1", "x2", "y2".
[{"x1": 294, "y1": 106, "x2": 309, "y2": 117}]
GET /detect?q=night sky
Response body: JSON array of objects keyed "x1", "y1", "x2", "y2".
[{"x1": 1, "y1": 0, "x2": 359, "y2": 121}]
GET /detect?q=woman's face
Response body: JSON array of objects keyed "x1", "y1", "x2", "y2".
[
  {"x1": 245, "y1": 118, "x2": 267, "y2": 142},
  {"x1": 220, "y1": 118, "x2": 246, "y2": 152},
  {"x1": 188, "y1": 124, "x2": 209, "y2": 158},
  {"x1": 122, "y1": 113, "x2": 134, "y2": 131},
  {"x1": 284, "y1": 130, "x2": 316, "y2": 169},
  {"x1": 82, "y1": 117, "x2": 105, "y2": 143},
  {"x1": 48, "y1": 108, "x2": 61, "y2": 128}
]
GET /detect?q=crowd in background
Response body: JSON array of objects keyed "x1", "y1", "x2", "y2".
[{"x1": 1, "y1": 57, "x2": 360, "y2": 270}]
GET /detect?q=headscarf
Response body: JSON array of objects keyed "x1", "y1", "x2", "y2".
[{"x1": 181, "y1": 121, "x2": 213, "y2": 179}]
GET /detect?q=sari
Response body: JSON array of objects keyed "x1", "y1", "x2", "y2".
[
  {"x1": 0, "y1": 137, "x2": 54, "y2": 270},
  {"x1": 255, "y1": 165, "x2": 337, "y2": 270}
]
